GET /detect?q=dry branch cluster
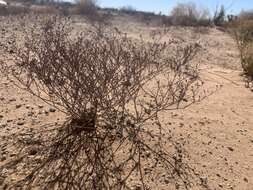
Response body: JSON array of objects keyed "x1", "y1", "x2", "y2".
[
  {"x1": 2, "y1": 17, "x2": 203, "y2": 189},
  {"x1": 231, "y1": 20, "x2": 253, "y2": 80}
]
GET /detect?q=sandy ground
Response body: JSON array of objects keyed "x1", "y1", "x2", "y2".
[{"x1": 0, "y1": 14, "x2": 253, "y2": 190}]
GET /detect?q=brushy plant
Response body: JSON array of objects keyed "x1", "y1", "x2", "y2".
[
  {"x1": 75, "y1": 0, "x2": 97, "y2": 15},
  {"x1": 74, "y1": 0, "x2": 109, "y2": 24},
  {"x1": 213, "y1": 5, "x2": 226, "y2": 26},
  {"x1": 170, "y1": 2, "x2": 210, "y2": 26},
  {"x1": 1, "y1": 17, "x2": 206, "y2": 189},
  {"x1": 231, "y1": 20, "x2": 253, "y2": 79},
  {"x1": 119, "y1": 5, "x2": 137, "y2": 15},
  {"x1": 0, "y1": 5, "x2": 30, "y2": 15},
  {"x1": 239, "y1": 10, "x2": 253, "y2": 20}
]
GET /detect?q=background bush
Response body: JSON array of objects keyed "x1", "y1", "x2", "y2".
[
  {"x1": 213, "y1": 5, "x2": 226, "y2": 26},
  {"x1": 74, "y1": 0, "x2": 97, "y2": 15},
  {"x1": 232, "y1": 19, "x2": 253, "y2": 79},
  {"x1": 169, "y1": 2, "x2": 211, "y2": 26},
  {"x1": 239, "y1": 10, "x2": 253, "y2": 20},
  {"x1": 0, "y1": 5, "x2": 30, "y2": 15}
]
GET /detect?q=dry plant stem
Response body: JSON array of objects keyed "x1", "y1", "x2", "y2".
[
  {"x1": 1, "y1": 16, "x2": 205, "y2": 190},
  {"x1": 231, "y1": 20, "x2": 253, "y2": 80}
]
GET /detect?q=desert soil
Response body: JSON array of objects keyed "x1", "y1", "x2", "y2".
[{"x1": 0, "y1": 14, "x2": 253, "y2": 190}]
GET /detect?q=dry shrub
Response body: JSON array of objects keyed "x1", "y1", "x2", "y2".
[
  {"x1": 170, "y1": 2, "x2": 210, "y2": 26},
  {"x1": 213, "y1": 5, "x2": 226, "y2": 26},
  {"x1": 239, "y1": 10, "x2": 253, "y2": 20},
  {"x1": 1, "y1": 17, "x2": 205, "y2": 189},
  {"x1": 231, "y1": 20, "x2": 253, "y2": 79},
  {"x1": 0, "y1": 5, "x2": 30, "y2": 15},
  {"x1": 73, "y1": 0, "x2": 108, "y2": 24},
  {"x1": 119, "y1": 5, "x2": 137, "y2": 15},
  {"x1": 74, "y1": 0, "x2": 97, "y2": 15},
  {"x1": 30, "y1": 5, "x2": 59, "y2": 14}
]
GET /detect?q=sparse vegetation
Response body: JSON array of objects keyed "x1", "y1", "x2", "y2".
[
  {"x1": 120, "y1": 5, "x2": 137, "y2": 14},
  {"x1": 231, "y1": 19, "x2": 253, "y2": 79},
  {"x1": 2, "y1": 16, "x2": 203, "y2": 189},
  {"x1": 74, "y1": 0, "x2": 97, "y2": 15},
  {"x1": 0, "y1": 5, "x2": 30, "y2": 15},
  {"x1": 169, "y1": 2, "x2": 211, "y2": 26},
  {"x1": 239, "y1": 10, "x2": 253, "y2": 20},
  {"x1": 213, "y1": 5, "x2": 226, "y2": 26},
  {"x1": 1, "y1": 1, "x2": 253, "y2": 190}
]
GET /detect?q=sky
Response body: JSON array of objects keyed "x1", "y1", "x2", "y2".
[{"x1": 95, "y1": 0, "x2": 253, "y2": 15}]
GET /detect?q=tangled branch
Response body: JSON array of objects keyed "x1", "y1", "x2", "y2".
[{"x1": 2, "y1": 16, "x2": 204, "y2": 190}]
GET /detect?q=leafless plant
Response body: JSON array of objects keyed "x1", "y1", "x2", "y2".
[
  {"x1": 231, "y1": 19, "x2": 253, "y2": 80},
  {"x1": 239, "y1": 10, "x2": 253, "y2": 20},
  {"x1": 0, "y1": 5, "x2": 30, "y2": 16},
  {"x1": 75, "y1": 0, "x2": 97, "y2": 15},
  {"x1": 2, "y1": 17, "x2": 205, "y2": 189},
  {"x1": 170, "y1": 2, "x2": 211, "y2": 26}
]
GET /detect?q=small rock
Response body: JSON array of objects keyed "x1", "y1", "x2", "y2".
[
  {"x1": 17, "y1": 121, "x2": 25, "y2": 126},
  {"x1": 10, "y1": 153, "x2": 16, "y2": 157},
  {"x1": 29, "y1": 148, "x2": 38, "y2": 156},
  {"x1": 133, "y1": 185, "x2": 142, "y2": 190},
  {"x1": 2, "y1": 168, "x2": 8, "y2": 175},
  {"x1": 16, "y1": 104, "x2": 22, "y2": 109},
  {"x1": 0, "y1": 156, "x2": 6, "y2": 161},
  {"x1": 179, "y1": 123, "x2": 184, "y2": 127},
  {"x1": 0, "y1": 115, "x2": 3, "y2": 119},
  {"x1": 49, "y1": 108, "x2": 56, "y2": 112},
  {"x1": 9, "y1": 98, "x2": 16, "y2": 102},
  {"x1": 38, "y1": 105, "x2": 44, "y2": 109},
  {"x1": 0, "y1": 123, "x2": 7, "y2": 128},
  {"x1": 244, "y1": 177, "x2": 248, "y2": 183},
  {"x1": 200, "y1": 176, "x2": 208, "y2": 185},
  {"x1": 164, "y1": 178, "x2": 170, "y2": 184},
  {"x1": 27, "y1": 112, "x2": 34, "y2": 116},
  {"x1": 218, "y1": 183, "x2": 223, "y2": 188},
  {"x1": 227, "y1": 147, "x2": 234, "y2": 152}
]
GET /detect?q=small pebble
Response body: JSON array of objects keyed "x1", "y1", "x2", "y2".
[
  {"x1": 16, "y1": 104, "x2": 22, "y2": 109},
  {"x1": 17, "y1": 121, "x2": 25, "y2": 126},
  {"x1": 49, "y1": 108, "x2": 56, "y2": 112},
  {"x1": 29, "y1": 148, "x2": 38, "y2": 156}
]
